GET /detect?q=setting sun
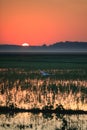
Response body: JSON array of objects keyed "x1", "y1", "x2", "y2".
[{"x1": 22, "y1": 43, "x2": 29, "y2": 47}]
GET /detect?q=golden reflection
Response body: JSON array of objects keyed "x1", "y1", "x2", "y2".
[{"x1": 0, "y1": 112, "x2": 87, "y2": 130}]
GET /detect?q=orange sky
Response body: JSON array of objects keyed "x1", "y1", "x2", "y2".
[{"x1": 0, "y1": 0, "x2": 87, "y2": 45}]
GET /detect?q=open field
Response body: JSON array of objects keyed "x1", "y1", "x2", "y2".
[
  {"x1": 0, "y1": 53, "x2": 87, "y2": 79},
  {"x1": 0, "y1": 54, "x2": 87, "y2": 68}
]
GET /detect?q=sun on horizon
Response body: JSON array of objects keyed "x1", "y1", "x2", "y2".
[{"x1": 22, "y1": 43, "x2": 29, "y2": 47}]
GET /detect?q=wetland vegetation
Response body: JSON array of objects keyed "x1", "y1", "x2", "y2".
[{"x1": 0, "y1": 53, "x2": 87, "y2": 130}]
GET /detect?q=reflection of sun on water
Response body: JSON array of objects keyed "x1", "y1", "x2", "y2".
[{"x1": 0, "y1": 112, "x2": 87, "y2": 130}]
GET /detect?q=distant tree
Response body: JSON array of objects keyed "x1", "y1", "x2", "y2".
[{"x1": 42, "y1": 44, "x2": 47, "y2": 47}]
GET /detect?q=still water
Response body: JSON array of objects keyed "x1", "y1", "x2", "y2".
[
  {"x1": 0, "y1": 68, "x2": 87, "y2": 130},
  {"x1": 0, "y1": 112, "x2": 87, "y2": 130}
]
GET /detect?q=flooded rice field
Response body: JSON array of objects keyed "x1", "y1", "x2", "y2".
[
  {"x1": 0, "y1": 69, "x2": 87, "y2": 111},
  {"x1": 0, "y1": 54, "x2": 87, "y2": 130}
]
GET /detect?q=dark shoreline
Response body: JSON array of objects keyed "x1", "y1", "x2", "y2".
[{"x1": 0, "y1": 106, "x2": 87, "y2": 115}]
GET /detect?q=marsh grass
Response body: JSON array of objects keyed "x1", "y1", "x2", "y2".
[{"x1": 0, "y1": 54, "x2": 87, "y2": 111}]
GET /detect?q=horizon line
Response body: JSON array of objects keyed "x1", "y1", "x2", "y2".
[{"x1": 0, "y1": 41, "x2": 87, "y2": 46}]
